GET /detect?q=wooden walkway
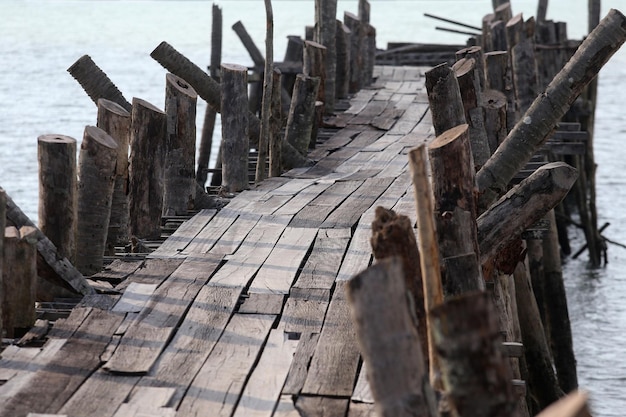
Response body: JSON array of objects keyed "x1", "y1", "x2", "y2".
[{"x1": 0, "y1": 66, "x2": 433, "y2": 417}]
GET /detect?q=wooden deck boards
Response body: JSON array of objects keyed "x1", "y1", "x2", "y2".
[{"x1": 0, "y1": 65, "x2": 431, "y2": 417}]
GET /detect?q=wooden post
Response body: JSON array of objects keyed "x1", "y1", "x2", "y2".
[
  {"x1": 303, "y1": 40, "x2": 327, "y2": 110},
  {"x1": 485, "y1": 50, "x2": 516, "y2": 132},
  {"x1": 347, "y1": 258, "x2": 438, "y2": 417},
  {"x1": 370, "y1": 207, "x2": 429, "y2": 371},
  {"x1": 491, "y1": 20, "x2": 509, "y2": 52},
  {"x1": 37, "y1": 134, "x2": 77, "y2": 263},
  {"x1": 314, "y1": 0, "x2": 337, "y2": 113},
  {"x1": 428, "y1": 125, "x2": 484, "y2": 296},
  {"x1": 67, "y1": 54, "x2": 132, "y2": 112},
  {"x1": 75, "y1": 126, "x2": 118, "y2": 276},
  {"x1": 196, "y1": 3, "x2": 222, "y2": 186},
  {"x1": 335, "y1": 20, "x2": 351, "y2": 99},
  {"x1": 409, "y1": 145, "x2": 444, "y2": 390},
  {"x1": 483, "y1": 89, "x2": 508, "y2": 153},
  {"x1": 506, "y1": 14, "x2": 539, "y2": 117},
  {"x1": 269, "y1": 68, "x2": 283, "y2": 177},
  {"x1": 2, "y1": 226, "x2": 38, "y2": 338},
  {"x1": 476, "y1": 9, "x2": 626, "y2": 210},
  {"x1": 232, "y1": 20, "x2": 265, "y2": 114},
  {"x1": 495, "y1": 2, "x2": 513, "y2": 22},
  {"x1": 431, "y1": 291, "x2": 518, "y2": 417},
  {"x1": 537, "y1": 0, "x2": 548, "y2": 23},
  {"x1": 284, "y1": 74, "x2": 320, "y2": 158},
  {"x1": 97, "y1": 99, "x2": 131, "y2": 255},
  {"x1": 128, "y1": 98, "x2": 167, "y2": 241},
  {"x1": 163, "y1": 73, "x2": 198, "y2": 216},
  {"x1": 588, "y1": 0, "x2": 601, "y2": 32},
  {"x1": 425, "y1": 63, "x2": 467, "y2": 137},
  {"x1": 282, "y1": 35, "x2": 304, "y2": 95},
  {"x1": 256, "y1": 0, "x2": 274, "y2": 184},
  {"x1": 0, "y1": 188, "x2": 5, "y2": 339},
  {"x1": 456, "y1": 45, "x2": 486, "y2": 91},
  {"x1": 362, "y1": 24, "x2": 376, "y2": 87},
  {"x1": 344, "y1": 11, "x2": 363, "y2": 94},
  {"x1": 221, "y1": 63, "x2": 250, "y2": 193}
]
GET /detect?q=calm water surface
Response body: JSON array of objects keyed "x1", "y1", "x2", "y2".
[{"x1": 1, "y1": 1, "x2": 625, "y2": 414}]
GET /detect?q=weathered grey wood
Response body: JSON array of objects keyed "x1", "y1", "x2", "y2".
[
  {"x1": 290, "y1": 180, "x2": 363, "y2": 228},
  {"x1": 344, "y1": 11, "x2": 363, "y2": 93},
  {"x1": 256, "y1": 0, "x2": 274, "y2": 183},
  {"x1": 37, "y1": 134, "x2": 77, "y2": 263},
  {"x1": 97, "y1": 99, "x2": 131, "y2": 255},
  {"x1": 302, "y1": 282, "x2": 360, "y2": 396},
  {"x1": 303, "y1": 40, "x2": 327, "y2": 110},
  {"x1": 232, "y1": 20, "x2": 265, "y2": 69},
  {"x1": 336, "y1": 20, "x2": 351, "y2": 99},
  {"x1": 456, "y1": 45, "x2": 486, "y2": 91},
  {"x1": 238, "y1": 292, "x2": 284, "y2": 315},
  {"x1": 293, "y1": 228, "x2": 350, "y2": 290},
  {"x1": 221, "y1": 63, "x2": 250, "y2": 193},
  {"x1": 284, "y1": 74, "x2": 320, "y2": 159},
  {"x1": 347, "y1": 258, "x2": 437, "y2": 417},
  {"x1": 507, "y1": 14, "x2": 539, "y2": 117},
  {"x1": 537, "y1": 0, "x2": 548, "y2": 23},
  {"x1": 477, "y1": 9, "x2": 626, "y2": 210},
  {"x1": 281, "y1": 287, "x2": 330, "y2": 335},
  {"x1": 67, "y1": 55, "x2": 131, "y2": 112},
  {"x1": 75, "y1": 125, "x2": 118, "y2": 275},
  {"x1": 478, "y1": 162, "x2": 578, "y2": 265},
  {"x1": 425, "y1": 63, "x2": 466, "y2": 137},
  {"x1": 269, "y1": 68, "x2": 283, "y2": 177},
  {"x1": 495, "y1": 2, "x2": 513, "y2": 22},
  {"x1": 176, "y1": 314, "x2": 275, "y2": 417},
  {"x1": 183, "y1": 210, "x2": 246, "y2": 255},
  {"x1": 111, "y1": 282, "x2": 157, "y2": 313},
  {"x1": 282, "y1": 332, "x2": 321, "y2": 395},
  {"x1": 0, "y1": 188, "x2": 4, "y2": 337},
  {"x1": 485, "y1": 50, "x2": 516, "y2": 132},
  {"x1": 128, "y1": 98, "x2": 167, "y2": 241},
  {"x1": 295, "y1": 396, "x2": 349, "y2": 417},
  {"x1": 535, "y1": 391, "x2": 591, "y2": 417},
  {"x1": 483, "y1": 89, "x2": 508, "y2": 152},
  {"x1": 148, "y1": 209, "x2": 216, "y2": 258},
  {"x1": 314, "y1": 0, "x2": 337, "y2": 112},
  {"x1": 163, "y1": 73, "x2": 197, "y2": 216},
  {"x1": 362, "y1": 24, "x2": 376, "y2": 86},
  {"x1": 112, "y1": 386, "x2": 176, "y2": 417}
]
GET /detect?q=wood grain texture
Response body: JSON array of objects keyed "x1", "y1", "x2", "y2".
[{"x1": 148, "y1": 209, "x2": 216, "y2": 258}]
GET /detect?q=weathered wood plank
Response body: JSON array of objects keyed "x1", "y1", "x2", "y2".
[
  {"x1": 115, "y1": 258, "x2": 184, "y2": 291},
  {"x1": 176, "y1": 314, "x2": 276, "y2": 417},
  {"x1": 293, "y1": 229, "x2": 351, "y2": 290},
  {"x1": 282, "y1": 288, "x2": 330, "y2": 335},
  {"x1": 282, "y1": 332, "x2": 321, "y2": 395},
  {"x1": 183, "y1": 209, "x2": 243, "y2": 255},
  {"x1": 351, "y1": 367, "x2": 374, "y2": 403},
  {"x1": 148, "y1": 209, "x2": 216, "y2": 258},
  {"x1": 103, "y1": 254, "x2": 223, "y2": 374},
  {"x1": 294, "y1": 396, "x2": 350, "y2": 416},
  {"x1": 347, "y1": 402, "x2": 378, "y2": 417},
  {"x1": 274, "y1": 182, "x2": 332, "y2": 216},
  {"x1": 90, "y1": 259, "x2": 143, "y2": 286},
  {"x1": 335, "y1": 222, "x2": 373, "y2": 282},
  {"x1": 112, "y1": 386, "x2": 176, "y2": 417},
  {"x1": 111, "y1": 282, "x2": 157, "y2": 313},
  {"x1": 207, "y1": 211, "x2": 262, "y2": 256},
  {"x1": 238, "y1": 292, "x2": 285, "y2": 315},
  {"x1": 290, "y1": 181, "x2": 363, "y2": 228}
]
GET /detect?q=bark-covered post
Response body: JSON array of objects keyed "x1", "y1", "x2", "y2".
[
  {"x1": 370, "y1": 207, "x2": 429, "y2": 371},
  {"x1": 495, "y1": 2, "x2": 513, "y2": 22},
  {"x1": 347, "y1": 258, "x2": 438, "y2": 417},
  {"x1": 483, "y1": 89, "x2": 508, "y2": 153},
  {"x1": 37, "y1": 134, "x2": 77, "y2": 263},
  {"x1": 303, "y1": 40, "x2": 327, "y2": 110},
  {"x1": 269, "y1": 68, "x2": 283, "y2": 177},
  {"x1": 221, "y1": 63, "x2": 250, "y2": 193},
  {"x1": 97, "y1": 99, "x2": 131, "y2": 255},
  {"x1": 428, "y1": 125, "x2": 484, "y2": 296},
  {"x1": 477, "y1": 9, "x2": 626, "y2": 211},
  {"x1": 344, "y1": 11, "x2": 363, "y2": 93},
  {"x1": 506, "y1": 14, "x2": 539, "y2": 117},
  {"x1": 335, "y1": 20, "x2": 351, "y2": 99},
  {"x1": 163, "y1": 73, "x2": 198, "y2": 216},
  {"x1": 284, "y1": 74, "x2": 320, "y2": 158},
  {"x1": 485, "y1": 50, "x2": 516, "y2": 132},
  {"x1": 0, "y1": 188, "x2": 5, "y2": 339},
  {"x1": 128, "y1": 98, "x2": 167, "y2": 241},
  {"x1": 456, "y1": 45, "x2": 486, "y2": 91},
  {"x1": 256, "y1": 0, "x2": 274, "y2": 183},
  {"x1": 2, "y1": 226, "x2": 38, "y2": 338},
  {"x1": 314, "y1": 0, "x2": 337, "y2": 113},
  {"x1": 75, "y1": 126, "x2": 118, "y2": 276},
  {"x1": 431, "y1": 291, "x2": 518, "y2": 417},
  {"x1": 362, "y1": 24, "x2": 376, "y2": 87},
  {"x1": 425, "y1": 63, "x2": 467, "y2": 137}
]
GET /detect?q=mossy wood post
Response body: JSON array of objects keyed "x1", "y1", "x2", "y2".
[
  {"x1": 542, "y1": 210, "x2": 578, "y2": 393},
  {"x1": 506, "y1": 14, "x2": 539, "y2": 117},
  {"x1": 476, "y1": 9, "x2": 626, "y2": 211},
  {"x1": 513, "y1": 260, "x2": 565, "y2": 410},
  {"x1": 269, "y1": 68, "x2": 283, "y2": 177},
  {"x1": 477, "y1": 162, "x2": 578, "y2": 265},
  {"x1": 485, "y1": 50, "x2": 516, "y2": 132},
  {"x1": 425, "y1": 63, "x2": 467, "y2": 137},
  {"x1": 97, "y1": 99, "x2": 131, "y2": 255},
  {"x1": 428, "y1": 125, "x2": 484, "y2": 296},
  {"x1": 4, "y1": 192, "x2": 94, "y2": 298},
  {"x1": 197, "y1": 3, "x2": 222, "y2": 186},
  {"x1": 221, "y1": 63, "x2": 250, "y2": 193},
  {"x1": 303, "y1": 40, "x2": 327, "y2": 111},
  {"x1": 432, "y1": 291, "x2": 518, "y2": 417},
  {"x1": 347, "y1": 258, "x2": 438, "y2": 417},
  {"x1": 335, "y1": 20, "x2": 351, "y2": 99},
  {"x1": 370, "y1": 207, "x2": 429, "y2": 372},
  {"x1": 453, "y1": 58, "x2": 491, "y2": 169},
  {"x1": 76, "y1": 126, "x2": 118, "y2": 276},
  {"x1": 67, "y1": 54, "x2": 132, "y2": 112},
  {"x1": 285, "y1": 74, "x2": 320, "y2": 158},
  {"x1": 232, "y1": 20, "x2": 265, "y2": 114},
  {"x1": 314, "y1": 0, "x2": 337, "y2": 113},
  {"x1": 456, "y1": 45, "x2": 486, "y2": 91},
  {"x1": 409, "y1": 145, "x2": 444, "y2": 391},
  {"x1": 37, "y1": 134, "x2": 77, "y2": 263},
  {"x1": 163, "y1": 73, "x2": 198, "y2": 216},
  {"x1": 150, "y1": 41, "x2": 261, "y2": 144},
  {"x1": 256, "y1": 0, "x2": 274, "y2": 184},
  {"x1": 483, "y1": 89, "x2": 508, "y2": 153},
  {"x1": 344, "y1": 12, "x2": 363, "y2": 94},
  {"x1": 0, "y1": 188, "x2": 5, "y2": 339},
  {"x1": 2, "y1": 226, "x2": 37, "y2": 338},
  {"x1": 129, "y1": 98, "x2": 167, "y2": 241},
  {"x1": 534, "y1": 391, "x2": 591, "y2": 417}
]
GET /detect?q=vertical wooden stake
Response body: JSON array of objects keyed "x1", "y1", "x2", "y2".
[
  {"x1": 314, "y1": 0, "x2": 337, "y2": 113},
  {"x1": 425, "y1": 63, "x2": 466, "y2": 137},
  {"x1": 256, "y1": 0, "x2": 274, "y2": 184},
  {"x1": 269, "y1": 68, "x2": 283, "y2": 178},
  {"x1": 285, "y1": 74, "x2": 320, "y2": 157},
  {"x1": 303, "y1": 40, "x2": 327, "y2": 110},
  {"x1": 335, "y1": 20, "x2": 351, "y2": 99},
  {"x1": 344, "y1": 12, "x2": 363, "y2": 94},
  {"x1": 408, "y1": 145, "x2": 444, "y2": 390}
]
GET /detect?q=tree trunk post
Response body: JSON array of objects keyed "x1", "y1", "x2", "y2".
[
  {"x1": 75, "y1": 126, "x2": 118, "y2": 276},
  {"x1": 314, "y1": 0, "x2": 337, "y2": 113},
  {"x1": 507, "y1": 15, "x2": 539, "y2": 118},
  {"x1": 2, "y1": 226, "x2": 38, "y2": 338},
  {"x1": 285, "y1": 74, "x2": 320, "y2": 158},
  {"x1": 347, "y1": 258, "x2": 438, "y2": 417},
  {"x1": 363, "y1": 24, "x2": 376, "y2": 87},
  {"x1": 537, "y1": 0, "x2": 548, "y2": 23},
  {"x1": 269, "y1": 68, "x2": 283, "y2": 177},
  {"x1": 485, "y1": 50, "x2": 517, "y2": 133},
  {"x1": 128, "y1": 98, "x2": 167, "y2": 241},
  {"x1": 425, "y1": 63, "x2": 467, "y2": 137},
  {"x1": 428, "y1": 124, "x2": 484, "y2": 296},
  {"x1": 456, "y1": 45, "x2": 486, "y2": 92},
  {"x1": 37, "y1": 134, "x2": 77, "y2": 263},
  {"x1": 163, "y1": 73, "x2": 198, "y2": 216},
  {"x1": 335, "y1": 20, "x2": 351, "y2": 99},
  {"x1": 303, "y1": 40, "x2": 327, "y2": 112},
  {"x1": 483, "y1": 89, "x2": 508, "y2": 153},
  {"x1": 256, "y1": 0, "x2": 274, "y2": 184},
  {"x1": 344, "y1": 11, "x2": 363, "y2": 94},
  {"x1": 221, "y1": 63, "x2": 250, "y2": 193},
  {"x1": 97, "y1": 99, "x2": 131, "y2": 255}
]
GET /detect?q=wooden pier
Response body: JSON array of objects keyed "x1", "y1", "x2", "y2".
[{"x1": 0, "y1": 65, "x2": 431, "y2": 417}]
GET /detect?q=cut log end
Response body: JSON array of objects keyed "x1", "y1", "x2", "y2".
[
  {"x1": 97, "y1": 98, "x2": 130, "y2": 117},
  {"x1": 166, "y1": 73, "x2": 198, "y2": 98},
  {"x1": 429, "y1": 124, "x2": 469, "y2": 149},
  {"x1": 84, "y1": 126, "x2": 119, "y2": 150},
  {"x1": 452, "y1": 58, "x2": 475, "y2": 77}
]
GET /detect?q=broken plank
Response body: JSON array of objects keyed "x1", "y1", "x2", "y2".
[
  {"x1": 90, "y1": 259, "x2": 143, "y2": 286},
  {"x1": 148, "y1": 209, "x2": 216, "y2": 258},
  {"x1": 176, "y1": 314, "x2": 276, "y2": 417},
  {"x1": 293, "y1": 229, "x2": 351, "y2": 290},
  {"x1": 115, "y1": 258, "x2": 184, "y2": 291},
  {"x1": 282, "y1": 332, "x2": 321, "y2": 395}
]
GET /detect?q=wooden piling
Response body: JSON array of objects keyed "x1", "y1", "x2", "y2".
[
  {"x1": 97, "y1": 99, "x2": 131, "y2": 255},
  {"x1": 285, "y1": 74, "x2": 320, "y2": 158},
  {"x1": 314, "y1": 0, "x2": 337, "y2": 113},
  {"x1": 163, "y1": 73, "x2": 198, "y2": 216},
  {"x1": 282, "y1": 35, "x2": 304, "y2": 95},
  {"x1": 534, "y1": 391, "x2": 592, "y2": 417},
  {"x1": 232, "y1": 20, "x2": 265, "y2": 114},
  {"x1": 425, "y1": 63, "x2": 466, "y2": 137},
  {"x1": 347, "y1": 258, "x2": 437, "y2": 417},
  {"x1": 495, "y1": 2, "x2": 513, "y2": 23},
  {"x1": 2, "y1": 226, "x2": 38, "y2": 338},
  {"x1": 485, "y1": 50, "x2": 516, "y2": 132},
  {"x1": 221, "y1": 63, "x2": 250, "y2": 193},
  {"x1": 128, "y1": 98, "x2": 167, "y2": 241},
  {"x1": 37, "y1": 134, "x2": 77, "y2": 263},
  {"x1": 431, "y1": 291, "x2": 518, "y2": 417},
  {"x1": 456, "y1": 45, "x2": 486, "y2": 91},
  {"x1": 75, "y1": 126, "x2": 118, "y2": 275},
  {"x1": 537, "y1": 0, "x2": 548, "y2": 23},
  {"x1": 256, "y1": 0, "x2": 274, "y2": 184},
  {"x1": 0, "y1": 188, "x2": 5, "y2": 339},
  {"x1": 303, "y1": 40, "x2": 327, "y2": 110},
  {"x1": 335, "y1": 20, "x2": 351, "y2": 100},
  {"x1": 269, "y1": 68, "x2": 283, "y2": 178},
  {"x1": 483, "y1": 89, "x2": 508, "y2": 153},
  {"x1": 344, "y1": 11, "x2": 363, "y2": 94}
]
